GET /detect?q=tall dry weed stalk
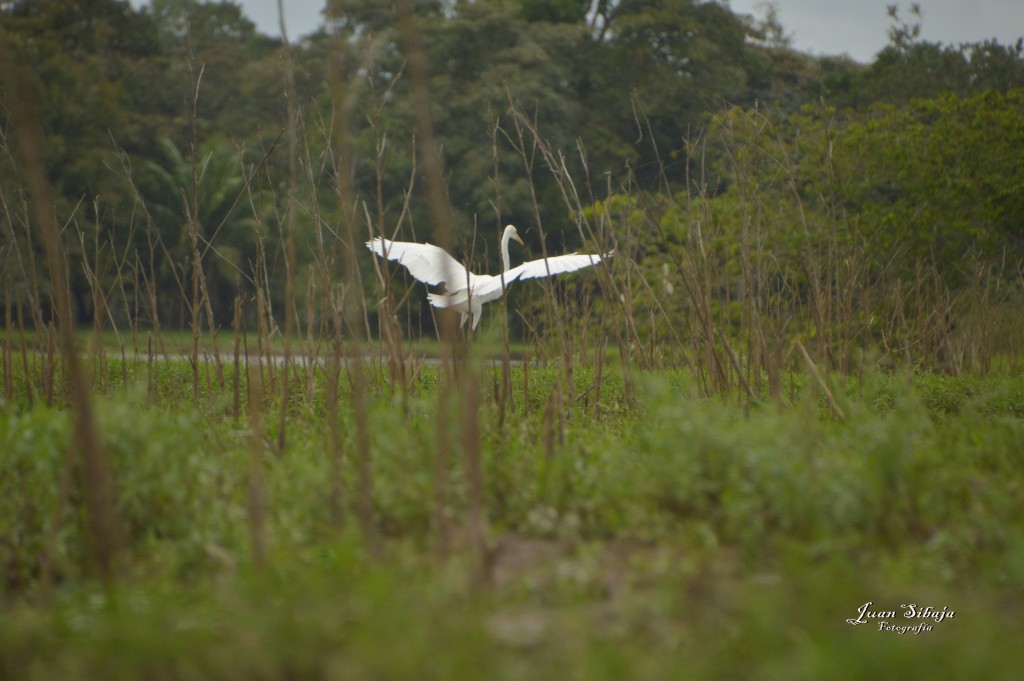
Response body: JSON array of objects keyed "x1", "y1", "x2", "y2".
[
  {"x1": 3, "y1": 45, "x2": 126, "y2": 579},
  {"x1": 276, "y1": 0, "x2": 300, "y2": 456},
  {"x1": 328, "y1": 18, "x2": 377, "y2": 553},
  {"x1": 398, "y1": 0, "x2": 487, "y2": 567}
]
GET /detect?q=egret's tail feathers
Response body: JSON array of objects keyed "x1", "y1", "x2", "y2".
[
  {"x1": 427, "y1": 290, "x2": 470, "y2": 309},
  {"x1": 427, "y1": 292, "x2": 452, "y2": 308}
]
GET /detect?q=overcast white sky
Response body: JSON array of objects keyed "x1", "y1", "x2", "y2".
[
  {"x1": 727, "y1": 0, "x2": 1024, "y2": 62},
  {"x1": 133, "y1": 1, "x2": 1024, "y2": 64}
]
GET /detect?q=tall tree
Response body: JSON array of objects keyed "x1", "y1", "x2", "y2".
[
  {"x1": 849, "y1": 4, "x2": 1024, "y2": 108},
  {"x1": 0, "y1": 0, "x2": 160, "y2": 200},
  {"x1": 578, "y1": 0, "x2": 765, "y2": 185}
]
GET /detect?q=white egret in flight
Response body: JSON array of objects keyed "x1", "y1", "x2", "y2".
[{"x1": 367, "y1": 224, "x2": 610, "y2": 330}]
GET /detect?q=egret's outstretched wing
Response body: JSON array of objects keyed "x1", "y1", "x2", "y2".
[
  {"x1": 506, "y1": 251, "x2": 610, "y2": 281},
  {"x1": 366, "y1": 237, "x2": 471, "y2": 289}
]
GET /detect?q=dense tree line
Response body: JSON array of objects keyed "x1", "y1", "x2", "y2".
[{"x1": 1, "y1": 0, "x2": 1022, "y2": 336}]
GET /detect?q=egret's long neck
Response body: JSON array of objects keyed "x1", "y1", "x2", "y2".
[{"x1": 501, "y1": 228, "x2": 513, "y2": 272}]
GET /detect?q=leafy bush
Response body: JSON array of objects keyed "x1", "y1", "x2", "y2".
[{"x1": 0, "y1": 398, "x2": 247, "y2": 590}]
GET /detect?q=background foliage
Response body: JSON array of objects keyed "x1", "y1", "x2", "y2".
[{"x1": 3, "y1": 0, "x2": 1023, "y2": 338}]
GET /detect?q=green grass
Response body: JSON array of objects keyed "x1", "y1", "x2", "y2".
[
  {"x1": 2, "y1": 359, "x2": 1024, "y2": 679},
  {"x1": 8, "y1": 326, "x2": 545, "y2": 361}
]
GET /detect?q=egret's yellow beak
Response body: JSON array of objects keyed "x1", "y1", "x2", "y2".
[{"x1": 514, "y1": 232, "x2": 525, "y2": 246}]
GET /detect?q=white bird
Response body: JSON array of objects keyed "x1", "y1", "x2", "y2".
[{"x1": 367, "y1": 224, "x2": 610, "y2": 331}]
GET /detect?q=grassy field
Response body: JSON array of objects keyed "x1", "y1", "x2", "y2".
[
  {"x1": 3, "y1": 5, "x2": 1023, "y2": 677},
  {"x1": 2, "y1": 356, "x2": 1023, "y2": 679}
]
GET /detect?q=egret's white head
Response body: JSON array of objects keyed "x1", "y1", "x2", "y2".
[{"x1": 504, "y1": 224, "x2": 525, "y2": 246}]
